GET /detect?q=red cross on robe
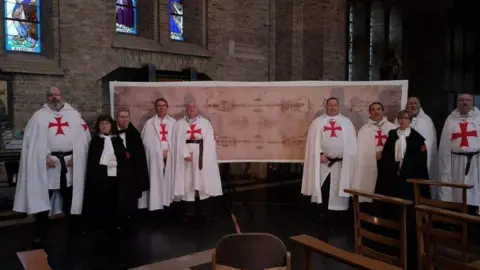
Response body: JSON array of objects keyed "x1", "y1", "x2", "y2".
[
  {"x1": 451, "y1": 122, "x2": 478, "y2": 147},
  {"x1": 81, "y1": 123, "x2": 88, "y2": 131},
  {"x1": 187, "y1": 124, "x2": 202, "y2": 140},
  {"x1": 375, "y1": 130, "x2": 387, "y2": 147},
  {"x1": 323, "y1": 120, "x2": 342, "y2": 137},
  {"x1": 48, "y1": 116, "x2": 69, "y2": 136},
  {"x1": 160, "y1": 123, "x2": 168, "y2": 141}
]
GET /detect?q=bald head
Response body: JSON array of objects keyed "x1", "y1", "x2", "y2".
[
  {"x1": 185, "y1": 100, "x2": 198, "y2": 119},
  {"x1": 406, "y1": 96, "x2": 421, "y2": 117},
  {"x1": 46, "y1": 86, "x2": 64, "y2": 111},
  {"x1": 457, "y1": 94, "x2": 473, "y2": 115}
]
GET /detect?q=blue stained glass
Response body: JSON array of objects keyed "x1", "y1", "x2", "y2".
[
  {"x1": 169, "y1": 0, "x2": 183, "y2": 41},
  {"x1": 4, "y1": 0, "x2": 42, "y2": 53},
  {"x1": 116, "y1": 0, "x2": 137, "y2": 35},
  {"x1": 169, "y1": 0, "x2": 183, "y2": 15}
]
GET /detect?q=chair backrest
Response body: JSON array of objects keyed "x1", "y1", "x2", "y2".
[
  {"x1": 415, "y1": 205, "x2": 480, "y2": 270},
  {"x1": 407, "y1": 179, "x2": 472, "y2": 213},
  {"x1": 407, "y1": 178, "x2": 473, "y2": 269},
  {"x1": 213, "y1": 233, "x2": 288, "y2": 270},
  {"x1": 345, "y1": 188, "x2": 413, "y2": 270}
]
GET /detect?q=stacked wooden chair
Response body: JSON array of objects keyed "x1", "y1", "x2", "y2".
[
  {"x1": 291, "y1": 188, "x2": 412, "y2": 270},
  {"x1": 407, "y1": 179, "x2": 480, "y2": 269}
]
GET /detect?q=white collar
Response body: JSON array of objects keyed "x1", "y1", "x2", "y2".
[{"x1": 395, "y1": 127, "x2": 411, "y2": 163}]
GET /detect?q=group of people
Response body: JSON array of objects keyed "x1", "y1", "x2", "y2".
[
  {"x1": 302, "y1": 94, "x2": 479, "y2": 215},
  {"x1": 12, "y1": 87, "x2": 223, "y2": 247},
  {"x1": 10, "y1": 85, "x2": 480, "y2": 256},
  {"x1": 301, "y1": 94, "x2": 479, "y2": 269}
]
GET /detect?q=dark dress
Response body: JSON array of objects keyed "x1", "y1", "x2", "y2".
[
  {"x1": 373, "y1": 128, "x2": 430, "y2": 270},
  {"x1": 83, "y1": 135, "x2": 128, "y2": 231},
  {"x1": 375, "y1": 128, "x2": 430, "y2": 201},
  {"x1": 115, "y1": 122, "x2": 150, "y2": 216}
]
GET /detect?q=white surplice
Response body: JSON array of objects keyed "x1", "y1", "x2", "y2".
[
  {"x1": 352, "y1": 117, "x2": 396, "y2": 202},
  {"x1": 13, "y1": 103, "x2": 90, "y2": 215},
  {"x1": 171, "y1": 116, "x2": 222, "y2": 201},
  {"x1": 139, "y1": 115, "x2": 176, "y2": 210},
  {"x1": 438, "y1": 107, "x2": 480, "y2": 209},
  {"x1": 301, "y1": 114, "x2": 357, "y2": 210}
]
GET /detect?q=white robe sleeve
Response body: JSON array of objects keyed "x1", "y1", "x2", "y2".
[
  {"x1": 352, "y1": 126, "x2": 375, "y2": 190},
  {"x1": 437, "y1": 119, "x2": 453, "y2": 201},
  {"x1": 13, "y1": 113, "x2": 50, "y2": 214},
  {"x1": 424, "y1": 116, "x2": 438, "y2": 179},
  {"x1": 339, "y1": 118, "x2": 357, "y2": 197},
  {"x1": 301, "y1": 118, "x2": 323, "y2": 202},
  {"x1": 202, "y1": 121, "x2": 222, "y2": 196},
  {"x1": 70, "y1": 112, "x2": 90, "y2": 215},
  {"x1": 172, "y1": 122, "x2": 187, "y2": 197}
]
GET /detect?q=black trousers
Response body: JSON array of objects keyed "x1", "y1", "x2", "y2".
[
  {"x1": 185, "y1": 193, "x2": 212, "y2": 217},
  {"x1": 35, "y1": 186, "x2": 73, "y2": 239}
]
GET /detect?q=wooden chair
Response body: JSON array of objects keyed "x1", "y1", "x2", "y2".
[
  {"x1": 344, "y1": 188, "x2": 413, "y2": 269},
  {"x1": 211, "y1": 233, "x2": 291, "y2": 270},
  {"x1": 407, "y1": 178, "x2": 473, "y2": 269},
  {"x1": 290, "y1": 234, "x2": 401, "y2": 270},
  {"x1": 415, "y1": 205, "x2": 480, "y2": 270}
]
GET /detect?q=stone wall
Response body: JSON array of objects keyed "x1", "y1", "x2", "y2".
[{"x1": 0, "y1": 0, "x2": 346, "y2": 128}]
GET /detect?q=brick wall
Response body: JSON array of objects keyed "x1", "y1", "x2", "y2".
[
  {"x1": 275, "y1": 0, "x2": 346, "y2": 81},
  {"x1": 0, "y1": 0, "x2": 347, "y2": 128}
]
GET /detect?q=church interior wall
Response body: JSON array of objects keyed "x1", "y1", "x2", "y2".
[{"x1": 0, "y1": 0, "x2": 278, "y2": 129}]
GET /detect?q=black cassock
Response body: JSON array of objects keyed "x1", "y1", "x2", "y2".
[
  {"x1": 116, "y1": 122, "x2": 150, "y2": 216},
  {"x1": 373, "y1": 127, "x2": 430, "y2": 270},
  {"x1": 375, "y1": 127, "x2": 430, "y2": 201},
  {"x1": 83, "y1": 136, "x2": 128, "y2": 230}
]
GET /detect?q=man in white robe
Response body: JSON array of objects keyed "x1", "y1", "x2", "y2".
[
  {"x1": 395, "y1": 97, "x2": 438, "y2": 196},
  {"x1": 13, "y1": 87, "x2": 90, "y2": 246},
  {"x1": 438, "y1": 94, "x2": 480, "y2": 215},
  {"x1": 170, "y1": 101, "x2": 222, "y2": 221},
  {"x1": 352, "y1": 102, "x2": 396, "y2": 203},
  {"x1": 302, "y1": 97, "x2": 357, "y2": 223},
  {"x1": 139, "y1": 98, "x2": 176, "y2": 210}
]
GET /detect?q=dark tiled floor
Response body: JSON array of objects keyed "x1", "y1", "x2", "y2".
[{"x1": 0, "y1": 183, "x2": 356, "y2": 270}]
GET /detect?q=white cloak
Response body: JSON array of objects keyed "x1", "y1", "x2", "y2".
[
  {"x1": 352, "y1": 117, "x2": 396, "y2": 202},
  {"x1": 13, "y1": 103, "x2": 90, "y2": 215},
  {"x1": 395, "y1": 108, "x2": 438, "y2": 196},
  {"x1": 171, "y1": 116, "x2": 223, "y2": 201},
  {"x1": 438, "y1": 107, "x2": 480, "y2": 208},
  {"x1": 301, "y1": 114, "x2": 357, "y2": 210},
  {"x1": 139, "y1": 115, "x2": 176, "y2": 210}
]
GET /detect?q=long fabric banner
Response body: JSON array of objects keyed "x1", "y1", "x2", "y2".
[{"x1": 110, "y1": 81, "x2": 408, "y2": 163}]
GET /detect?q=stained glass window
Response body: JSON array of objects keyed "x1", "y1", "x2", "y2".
[
  {"x1": 116, "y1": 0, "x2": 137, "y2": 35},
  {"x1": 169, "y1": 0, "x2": 184, "y2": 41},
  {"x1": 4, "y1": 0, "x2": 41, "y2": 53}
]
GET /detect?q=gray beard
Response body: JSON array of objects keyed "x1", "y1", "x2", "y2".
[{"x1": 48, "y1": 101, "x2": 65, "y2": 111}]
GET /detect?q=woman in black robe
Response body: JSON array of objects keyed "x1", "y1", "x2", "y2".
[
  {"x1": 374, "y1": 109, "x2": 430, "y2": 269},
  {"x1": 83, "y1": 115, "x2": 128, "y2": 234}
]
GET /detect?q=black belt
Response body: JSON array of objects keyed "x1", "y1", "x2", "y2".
[
  {"x1": 452, "y1": 151, "x2": 479, "y2": 175},
  {"x1": 50, "y1": 151, "x2": 73, "y2": 191},
  {"x1": 326, "y1": 157, "x2": 343, "y2": 168},
  {"x1": 186, "y1": 139, "x2": 203, "y2": 170}
]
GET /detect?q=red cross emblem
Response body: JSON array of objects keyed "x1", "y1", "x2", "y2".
[
  {"x1": 375, "y1": 130, "x2": 387, "y2": 147},
  {"x1": 451, "y1": 122, "x2": 478, "y2": 147},
  {"x1": 160, "y1": 123, "x2": 168, "y2": 141},
  {"x1": 81, "y1": 122, "x2": 88, "y2": 131},
  {"x1": 187, "y1": 124, "x2": 202, "y2": 140},
  {"x1": 48, "y1": 116, "x2": 69, "y2": 136},
  {"x1": 323, "y1": 120, "x2": 342, "y2": 137}
]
